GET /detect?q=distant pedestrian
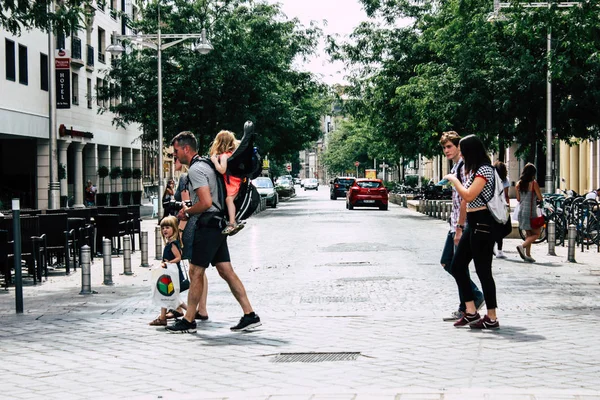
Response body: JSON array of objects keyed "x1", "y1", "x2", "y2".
[
  {"x1": 493, "y1": 161, "x2": 510, "y2": 259},
  {"x1": 84, "y1": 180, "x2": 97, "y2": 207},
  {"x1": 516, "y1": 163, "x2": 543, "y2": 263},
  {"x1": 167, "y1": 131, "x2": 261, "y2": 334},
  {"x1": 443, "y1": 134, "x2": 500, "y2": 330},
  {"x1": 438, "y1": 131, "x2": 484, "y2": 322}
]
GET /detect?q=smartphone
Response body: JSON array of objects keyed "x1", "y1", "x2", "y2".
[{"x1": 437, "y1": 179, "x2": 449, "y2": 186}]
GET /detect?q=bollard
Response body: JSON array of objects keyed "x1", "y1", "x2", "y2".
[
  {"x1": 567, "y1": 224, "x2": 577, "y2": 263},
  {"x1": 123, "y1": 236, "x2": 133, "y2": 275},
  {"x1": 12, "y1": 199, "x2": 24, "y2": 313},
  {"x1": 80, "y1": 245, "x2": 92, "y2": 294},
  {"x1": 155, "y1": 225, "x2": 162, "y2": 260},
  {"x1": 140, "y1": 231, "x2": 150, "y2": 267},
  {"x1": 402, "y1": 195, "x2": 407, "y2": 208},
  {"x1": 547, "y1": 220, "x2": 556, "y2": 256},
  {"x1": 102, "y1": 238, "x2": 114, "y2": 285},
  {"x1": 441, "y1": 202, "x2": 447, "y2": 221}
]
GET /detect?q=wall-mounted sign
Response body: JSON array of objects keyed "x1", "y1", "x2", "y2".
[
  {"x1": 59, "y1": 124, "x2": 94, "y2": 139},
  {"x1": 55, "y1": 57, "x2": 71, "y2": 109}
]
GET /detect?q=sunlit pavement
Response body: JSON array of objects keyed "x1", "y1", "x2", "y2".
[{"x1": 1, "y1": 186, "x2": 599, "y2": 400}]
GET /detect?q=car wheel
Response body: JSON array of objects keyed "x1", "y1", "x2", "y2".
[
  {"x1": 271, "y1": 199, "x2": 277, "y2": 208},
  {"x1": 348, "y1": 202, "x2": 354, "y2": 210},
  {"x1": 331, "y1": 195, "x2": 336, "y2": 200},
  {"x1": 379, "y1": 205, "x2": 388, "y2": 211}
]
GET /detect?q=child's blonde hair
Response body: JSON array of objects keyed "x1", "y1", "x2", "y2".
[
  {"x1": 209, "y1": 130, "x2": 240, "y2": 156},
  {"x1": 160, "y1": 216, "x2": 179, "y2": 243}
]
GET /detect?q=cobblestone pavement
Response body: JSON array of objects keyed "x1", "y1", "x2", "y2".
[{"x1": 1, "y1": 189, "x2": 599, "y2": 400}]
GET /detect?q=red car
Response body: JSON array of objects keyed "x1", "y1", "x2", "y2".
[{"x1": 346, "y1": 178, "x2": 389, "y2": 210}]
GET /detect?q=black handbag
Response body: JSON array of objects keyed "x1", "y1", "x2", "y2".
[
  {"x1": 497, "y1": 214, "x2": 513, "y2": 239},
  {"x1": 178, "y1": 261, "x2": 190, "y2": 292}
]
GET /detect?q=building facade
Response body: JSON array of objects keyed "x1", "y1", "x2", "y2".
[{"x1": 0, "y1": 0, "x2": 143, "y2": 210}]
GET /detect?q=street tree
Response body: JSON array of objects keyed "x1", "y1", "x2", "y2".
[
  {"x1": 0, "y1": 0, "x2": 90, "y2": 35},
  {"x1": 100, "y1": 0, "x2": 329, "y2": 161}
]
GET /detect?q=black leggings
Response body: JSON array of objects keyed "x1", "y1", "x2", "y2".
[{"x1": 451, "y1": 209, "x2": 497, "y2": 309}]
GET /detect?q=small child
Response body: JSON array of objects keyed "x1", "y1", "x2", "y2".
[
  {"x1": 210, "y1": 130, "x2": 244, "y2": 235},
  {"x1": 149, "y1": 216, "x2": 187, "y2": 326}
]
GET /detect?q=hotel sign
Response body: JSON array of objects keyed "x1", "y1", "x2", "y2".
[{"x1": 55, "y1": 51, "x2": 71, "y2": 109}]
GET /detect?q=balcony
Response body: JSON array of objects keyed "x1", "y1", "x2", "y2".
[
  {"x1": 98, "y1": 52, "x2": 105, "y2": 64},
  {"x1": 71, "y1": 37, "x2": 84, "y2": 68},
  {"x1": 86, "y1": 45, "x2": 94, "y2": 71}
]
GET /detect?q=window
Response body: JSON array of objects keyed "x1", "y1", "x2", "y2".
[
  {"x1": 98, "y1": 0, "x2": 105, "y2": 12},
  {"x1": 40, "y1": 53, "x2": 48, "y2": 91},
  {"x1": 18, "y1": 44, "x2": 28, "y2": 85},
  {"x1": 5, "y1": 39, "x2": 15, "y2": 81},
  {"x1": 96, "y1": 78, "x2": 102, "y2": 106},
  {"x1": 72, "y1": 72, "x2": 79, "y2": 105},
  {"x1": 87, "y1": 78, "x2": 92, "y2": 108},
  {"x1": 97, "y1": 27, "x2": 106, "y2": 63}
]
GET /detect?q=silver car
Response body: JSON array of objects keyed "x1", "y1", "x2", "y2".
[
  {"x1": 304, "y1": 178, "x2": 319, "y2": 191},
  {"x1": 252, "y1": 177, "x2": 278, "y2": 208}
]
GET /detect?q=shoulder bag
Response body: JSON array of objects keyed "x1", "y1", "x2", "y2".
[{"x1": 529, "y1": 184, "x2": 545, "y2": 229}]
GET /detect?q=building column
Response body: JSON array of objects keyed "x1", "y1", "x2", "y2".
[
  {"x1": 133, "y1": 148, "x2": 142, "y2": 193},
  {"x1": 569, "y1": 144, "x2": 579, "y2": 194},
  {"x1": 36, "y1": 140, "x2": 50, "y2": 210},
  {"x1": 58, "y1": 140, "x2": 71, "y2": 200},
  {"x1": 110, "y1": 146, "x2": 123, "y2": 193},
  {"x1": 579, "y1": 141, "x2": 589, "y2": 193},
  {"x1": 98, "y1": 145, "x2": 111, "y2": 194},
  {"x1": 559, "y1": 141, "x2": 570, "y2": 191},
  {"x1": 84, "y1": 143, "x2": 98, "y2": 187},
  {"x1": 72, "y1": 142, "x2": 86, "y2": 208}
]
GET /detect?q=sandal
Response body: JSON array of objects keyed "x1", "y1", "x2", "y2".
[
  {"x1": 149, "y1": 317, "x2": 167, "y2": 326},
  {"x1": 195, "y1": 312, "x2": 209, "y2": 321},
  {"x1": 166, "y1": 309, "x2": 184, "y2": 319},
  {"x1": 228, "y1": 222, "x2": 245, "y2": 236},
  {"x1": 221, "y1": 223, "x2": 235, "y2": 235}
]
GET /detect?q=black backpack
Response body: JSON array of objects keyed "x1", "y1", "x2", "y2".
[{"x1": 196, "y1": 121, "x2": 262, "y2": 228}]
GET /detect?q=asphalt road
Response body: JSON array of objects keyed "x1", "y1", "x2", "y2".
[{"x1": 1, "y1": 186, "x2": 599, "y2": 400}]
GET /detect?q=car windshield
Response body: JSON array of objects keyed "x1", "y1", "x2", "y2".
[
  {"x1": 279, "y1": 178, "x2": 292, "y2": 185},
  {"x1": 308, "y1": 179, "x2": 318, "y2": 183},
  {"x1": 337, "y1": 179, "x2": 355, "y2": 185},
  {"x1": 357, "y1": 181, "x2": 382, "y2": 189},
  {"x1": 253, "y1": 178, "x2": 273, "y2": 188}
]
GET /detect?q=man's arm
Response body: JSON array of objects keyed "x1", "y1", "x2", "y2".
[{"x1": 178, "y1": 186, "x2": 212, "y2": 220}]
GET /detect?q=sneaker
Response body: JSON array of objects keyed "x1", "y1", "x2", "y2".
[
  {"x1": 230, "y1": 313, "x2": 261, "y2": 331},
  {"x1": 453, "y1": 312, "x2": 481, "y2": 327},
  {"x1": 524, "y1": 255, "x2": 535, "y2": 263},
  {"x1": 165, "y1": 318, "x2": 197, "y2": 334},
  {"x1": 442, "y1": 310, "x2": 463, "y2": 322},
  {"x1": 469, "y1": 315, "x2": 500, "y2": 330},
  {"x1": 516, "y1": 245, "x2": 526, "y2": 261},
  {"x1": 496, "y1": 250, "x2": 507, "y2": 259},
  {"x1": 475, "y1": 297, "x2": 486, "y2": 311}
]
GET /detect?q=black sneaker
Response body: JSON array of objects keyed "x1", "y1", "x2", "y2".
[
  {"x1": 453, "y1": 312, "x2": 481, "y2": 327},
  {"x1": 230, "y1": 313, "x2": 261, "y2": 331},
  {"x1": 165, "y1": 318, "x2": 197, "y2": 334}
]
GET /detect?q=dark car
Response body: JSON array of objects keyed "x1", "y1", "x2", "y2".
[
  {"x1": 330, "y1": 177, "x2": 356, "y2": 200},
  {"x1": 346, "y1": 178, "x2": 389, "y2": 210}
]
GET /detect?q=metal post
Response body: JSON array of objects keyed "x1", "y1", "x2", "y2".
[
  {"x1": 123, "y1": 236, "x2": 133, "y2": 275},
  {"x1": 547, "y1": 220, "x2": 556, "y2": 256},
  {"x1": 545, "y1": 28, "x2": 554, "y2": 194},
  {"x1": 102, "y1": 238, "x2": 114, "y2": 285},
  {"x1": 567, "y1": 224, "x2": 576, "y2": 263},
  {"x1": 402, "y1": 195, "x2": 407, "y2": 208},
  {"x1": 47, "y1": 2, "x2": 60, "y2": 210},
  {"x1": 12, "y1": 199, "x2": 23, "y2": 314},
  {"x1": 155, "y1": 225, "x2": 162, "y2": 260},
  {"x1": 80, "y1": 245, "x2": 92, "y2": 295},
  {"x1": 140, "y1": 231, "x2": 150, "y2": 267},
  {"x1": 157, "y1": 7, "x2": 164, "y2": 223}
]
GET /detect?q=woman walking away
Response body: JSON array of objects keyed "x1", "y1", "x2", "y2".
[
  {"x1": 443, "y1": 135, "x2": 500, "y2": 330},
  {"x1": 516, "y1": 163, "x2": 543, "y2": 263},
  {"x1": 493, "y1": 161, "x2": 510, "y2": 259}
]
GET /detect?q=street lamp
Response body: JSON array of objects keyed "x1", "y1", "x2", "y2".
[
  {"x1": 106, "y1": 11, "x2": 213, "y2": 222},
  {"x1": 489, "y1": 0, "x2": 580, "y2": 194}
]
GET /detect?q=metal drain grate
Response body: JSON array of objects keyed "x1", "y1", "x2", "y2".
[{"x1": 271, "y1": 352, "x2": 361, "y2": 363}]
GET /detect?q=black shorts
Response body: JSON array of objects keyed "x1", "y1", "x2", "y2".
[{"x1": 190, "y1": 225, "x2": 230, "y2": 268}]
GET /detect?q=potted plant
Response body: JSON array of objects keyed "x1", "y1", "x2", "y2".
[
  {"x1": 96, "y1": 166, "x2": 109, "y2": 206},
  {"x1": 131, "y1": 168, "x2": 143, "y2": 204},
  {"x1": 121, "y1": 167, "x2": 133, "y2": 205},
  {"x1": 109, "y1": 166, "x2": 122, "y2": 206}
]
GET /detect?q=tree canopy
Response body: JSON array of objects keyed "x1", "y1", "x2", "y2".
[
  {"x1": 1, "y1": 0, "x2": 89, "y2": 35},
  {"x1": 328, "y1": 0, "x2": 600, "y2": 165},
  {"x1": 100, "y1": 0, "x2": 330, "y2": 165}
]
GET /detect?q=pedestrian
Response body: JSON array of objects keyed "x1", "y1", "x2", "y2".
[
  {"x1": 169, "y1": 156, "x2": 209, "y2": 321},
  {"x1": 84, "y1": 180, "x2": 97, "y2": 207},
  {"x1": 515, "y1": 163, "x2": 543, "y2": 263},
  {"x1": 438, "y1": 131, "x2": 485, "y2": 322},
  {"x1": 443, "y1": 134, "x2": 500, "y2": 330},
  {"x1": 493, "y1": 160, "x2": 510, "y2": 259},
  {"x1": 149, "y1": 216, "x2": 188, "y2": 326},
  {"x1": 167, "y1": 131, "x2": 261, "y2": 333},
  {"x1": 209, "y1": 130, "x2": 244, "y2": 235}
]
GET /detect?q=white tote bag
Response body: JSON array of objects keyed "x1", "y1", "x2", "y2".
[
  {"x1": 511, "y1": 202, "x2": 520, "y2": 221},
  {"x1": 151, "y1": 263, "x2": 182, "y2": 309}
]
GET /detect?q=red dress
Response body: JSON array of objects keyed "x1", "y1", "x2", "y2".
[{"x1": 221, "y1": 152, "x2": 242, "y2": 197}]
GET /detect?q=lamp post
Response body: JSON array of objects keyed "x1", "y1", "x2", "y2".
[
  {"x1": 489, "y1": 1, "x2": 580, "y2": 194},
  {"x1": 106, "y1": 9, "x2": 213, "y2": 221}
]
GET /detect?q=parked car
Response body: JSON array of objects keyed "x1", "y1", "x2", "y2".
[
  {"x1": 293, "y1": 178, "x2": 302, "y2": 185},
  {"x1": 275, "y1": 177, "x2": 295, "y2": 197},
  {"x1": 346, "y1": 178, "x2": 389, "y2": 210},
  {"x1": 330, "y1": 177, "x2": 356, "y2": 200},
  {"x1": 252, "y1": 177, "x2": 278, "y2": 208}
]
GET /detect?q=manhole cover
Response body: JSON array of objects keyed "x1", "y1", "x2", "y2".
[{"x1": 271, "y1": 352, "x2": 361, "y2": 363}]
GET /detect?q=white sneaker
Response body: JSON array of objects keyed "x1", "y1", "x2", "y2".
[{"x1": 496, "y1": 250, "x2": 507, "y2": 259}]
